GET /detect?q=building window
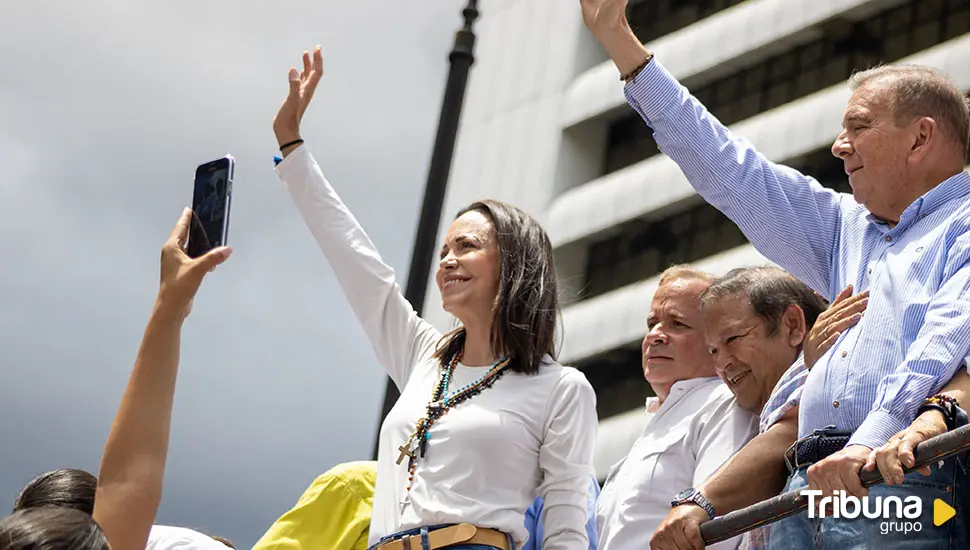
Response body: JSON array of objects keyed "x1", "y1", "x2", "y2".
[
  {"x1": 574, "y1": 346, "x2": 652, "y2": 420},
  {"x1": 603, "y1": 0, "x2": 970, "y2": 175},
  {"x1": 577, "y1": 149, "x2": 848, "y2": 419},
  {"x1": 582, "y1": 149, "x2": 846, "y2": 300},
  {"x1": 627, "y1": 0, "x2": 749, "y2": 46},
  {"x1": 583, "y1": 202, "x2": 745, "y2": 299},
  {"x1": 787, "y1": 148, "x2": 852, "y2": 195},
  {"x1": 602, "y1": 116, "x2": 660, "y2": 175}
]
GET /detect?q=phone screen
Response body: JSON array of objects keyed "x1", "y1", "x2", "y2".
[{"x1": 187, "y1": 156, "x2": 233, "y2": 259}]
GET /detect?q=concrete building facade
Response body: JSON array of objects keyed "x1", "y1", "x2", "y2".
[{"x1": 419, "y1": 0, "x2": 970, "y2": 480}]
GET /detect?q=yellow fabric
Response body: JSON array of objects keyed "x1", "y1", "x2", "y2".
[{"x1": 253, "y1": 461, "x2": 377, "y2": 550}]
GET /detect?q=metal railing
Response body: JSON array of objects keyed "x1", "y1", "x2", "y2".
[{"x1": 700, "y1": 424, "x2": 970, "y2": 544}]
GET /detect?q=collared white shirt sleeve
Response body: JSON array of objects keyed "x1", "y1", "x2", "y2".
[
  {"x1": 692, "y1": 385, "x2": 764, "y2": 487},
  {"x1": 596, "y1": 378, "x2": 758, "y2": 550}
]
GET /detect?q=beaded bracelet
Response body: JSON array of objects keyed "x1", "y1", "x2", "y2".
[
  {"x1": 917, "y1": 394, "x2": 961, "y2": 430},
  {"x1": 929, "y1": 394, "x2": 960, "y2": 407},
  {"x1": 621, "y1": 53, "x2": 654, "y2": 82}
]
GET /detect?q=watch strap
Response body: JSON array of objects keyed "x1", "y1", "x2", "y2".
[{"x1": 671, "y1": 488, "x2": 716, "y2": 520}]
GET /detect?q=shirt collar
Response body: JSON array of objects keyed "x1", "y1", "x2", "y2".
[
  {"x1": 866, "y1": 171, "x2": 970, "y2": 228},
  {"x1": 646, "y1": 376, "x2": 721, "y2": 411}
]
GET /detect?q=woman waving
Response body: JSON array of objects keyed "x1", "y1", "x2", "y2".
[{"x1": 272, "y1": 47, "x2": 597, "y2": 550}]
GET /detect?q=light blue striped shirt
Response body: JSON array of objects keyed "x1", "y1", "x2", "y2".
[
  {"x1": 759, "y1": 356, "x2": 807, "y2": 435},
  {"x1": 624, "y1": 60, "x2": 970, "y2": 449}
]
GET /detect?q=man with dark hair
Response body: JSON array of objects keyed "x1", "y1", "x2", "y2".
[
  {"x1": 653, "y1": 266, "x2": 829, "y2": 549},
  {"x1": 699, "y1": 267, "x2": 828, "y2": 413}
]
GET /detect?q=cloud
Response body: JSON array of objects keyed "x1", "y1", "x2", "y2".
[{"x1": 0, "y1": 1, "x2": 460, "y2": 546}]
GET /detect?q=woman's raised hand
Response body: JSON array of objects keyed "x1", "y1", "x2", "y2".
[{"x1": 274, "y1": 46, "x2": 323, "y2": 153}]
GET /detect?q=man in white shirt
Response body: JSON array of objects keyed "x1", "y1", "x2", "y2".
[{"x1": 595, "y1": 266, "x2": 759, "y2": 550}]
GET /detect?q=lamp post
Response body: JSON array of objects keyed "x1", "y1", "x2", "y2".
[{"x1": 372, "y1": 0, "x2": 480, "y2": 458}]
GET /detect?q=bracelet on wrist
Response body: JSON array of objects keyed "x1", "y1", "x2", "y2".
[
  {"x1": 279, "y1": 138, "x2": 304, "y2": 151},
  {"x1": 620, "y1": 53, "x2": 654, "y2": 82},
  {"x1": 929, "y1": 394, "x2": 959, "y2": 408},
  {"x1": 917, "y1": 394, "x2": 961, "y2": 431}
]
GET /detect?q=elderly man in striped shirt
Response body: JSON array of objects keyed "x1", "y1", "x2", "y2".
[{"x1": 582, "y1": 0, "x2": 970, "y2": 547}]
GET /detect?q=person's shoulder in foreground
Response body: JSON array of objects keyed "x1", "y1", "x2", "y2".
[
  {"x1": 252, "y1": 461, "x2": 377, "y2": 550},
  {"x1": 147, "y1": 525, "x2": 232, "y2": 550}
]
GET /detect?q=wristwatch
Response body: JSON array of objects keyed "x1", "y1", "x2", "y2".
[{"x1": 671, "y1": 488, "x2": 716, "y2": 520}]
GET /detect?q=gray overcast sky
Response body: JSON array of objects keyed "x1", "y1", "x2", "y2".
[{"x1": 0, "y1": 1, "x2": 460, "y2": 546}]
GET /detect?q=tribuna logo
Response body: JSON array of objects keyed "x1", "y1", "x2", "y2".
[
  {"x1": 801, "y1": 490, "x2": 924, "y2": 534},
  {"x1": 802, "y1": 490, "x2": 921, "y2": 520}
]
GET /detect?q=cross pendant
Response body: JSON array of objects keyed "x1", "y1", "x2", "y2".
[{"x1": 396, "y1": 444, "x2": 413, "y2": 465}]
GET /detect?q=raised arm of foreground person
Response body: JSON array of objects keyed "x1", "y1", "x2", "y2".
[
  {"x1": 272, "y1": 46, "x2": 440, "y2": 390},
  {"x1": 92, "y1": 210, "x2": 231, "y2": 550},
  {"x1": 579, "y1": 0, "x2": 845, "y2": 296}
]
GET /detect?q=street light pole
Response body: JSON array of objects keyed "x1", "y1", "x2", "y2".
[{"x1": 372, "y1": 0, "x2": 480, "y2": 458}]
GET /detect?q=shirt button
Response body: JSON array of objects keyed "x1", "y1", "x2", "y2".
[
  {"x1": 833, "y1": 400, "x2": 840, "y2": 408},
  {"x1": 841, "y1": 350, "x2": 848, "y2": 358},
  {"x1": 867, "y1": 267, "x2": 872, "y2": 275},
  {"x1": 885, "y1": 235, "x2": 892, "y2": 242}
]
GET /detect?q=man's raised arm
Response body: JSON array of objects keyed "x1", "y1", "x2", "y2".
[{"x1": 579, "y1": 0, "x2": 847, "y2": 297}]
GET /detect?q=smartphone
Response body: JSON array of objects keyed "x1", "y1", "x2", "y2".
[{"x1": 187, "y1": 155, "x2": 234, "y2": 259}]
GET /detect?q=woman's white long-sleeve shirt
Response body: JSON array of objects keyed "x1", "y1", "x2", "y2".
[{"x1": 275, "y1": 146, "x2": 598, "y2": 548}]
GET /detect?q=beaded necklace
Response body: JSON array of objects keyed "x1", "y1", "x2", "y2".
[{"x1": 396, "y1": 350, "x2": 511, "y2": 512}]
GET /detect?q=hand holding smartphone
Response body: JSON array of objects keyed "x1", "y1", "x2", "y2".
[{"x1": 187, "y1": 155, "x2": 234, "y2": 259}]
